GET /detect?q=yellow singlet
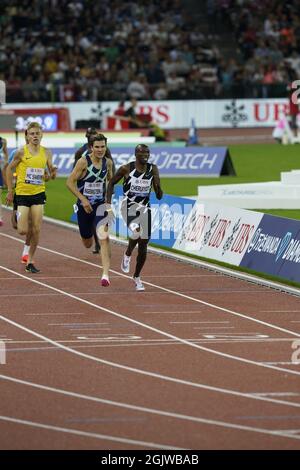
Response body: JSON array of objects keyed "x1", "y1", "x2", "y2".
[{"x1": 16, "y1": 145, "x2": 47, "y2": 196}]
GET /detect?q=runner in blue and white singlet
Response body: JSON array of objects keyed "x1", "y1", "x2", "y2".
[{"x1": 67, "y1": 134, "x2": 114, "y2": 287}]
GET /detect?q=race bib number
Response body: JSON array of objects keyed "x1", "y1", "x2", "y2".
[
  {"x1": 25, "y1": 167, "x2": 44, "y2": 185},
  {"x1": 83, "y1": 182, "x2": 103, "y2": 197},
  {"x1": 130, "y1": 177, "x2": 151, "y2": 197}
]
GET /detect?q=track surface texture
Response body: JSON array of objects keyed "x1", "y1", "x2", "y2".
[{"x1": 0, "y1": 210, "x2": 300, "y2": 450}]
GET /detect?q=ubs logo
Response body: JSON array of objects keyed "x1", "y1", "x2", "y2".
[{"x1": 222, "y1": 100, "x2": 248, "y2": 128}]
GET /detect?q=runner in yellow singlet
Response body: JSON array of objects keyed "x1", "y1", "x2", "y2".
[{"x1": 6, "y1": 122, "x2": 57, "y2": 273}]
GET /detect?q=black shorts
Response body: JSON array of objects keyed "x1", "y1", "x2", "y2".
[
  {"x1": 77, "y1": 201, "x2": 108, "y2": 239},
  {"x1": 15, "y1": 192, "x2": 46, "y2": 207},
  {"x1": 13, "y1": 193, "x2": 17, "y2": 211},
  {"x1": 121, "y1": 199, "x2": 152, "y2": 240},
  {"x1": 0, "y1": 168, "x2": 3, "y2": 188}
]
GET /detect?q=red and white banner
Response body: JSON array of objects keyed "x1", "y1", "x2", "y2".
[
  {"x1": 174, "y1": 201, "x2": 264, "y2": 266},
  {"x1": 3, "y1": 98, "x2": 291, "y2": 129}
]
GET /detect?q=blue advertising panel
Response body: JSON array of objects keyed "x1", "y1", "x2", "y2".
[
  {"x1": 7, "y1": 147, "x2": 75, "y2": 174},
  {"x1": 70, "y1": 186, "x2": 195, "y2": 249},
  {"x1": 39, "y1": 146, "x2": 234, "y2": 177},
  {"x1": 111, "y1": 146, "x2": 234, "y2": 177},
  {"x1": 240, "y1": 214, "x2": 300, "y2": 282}
]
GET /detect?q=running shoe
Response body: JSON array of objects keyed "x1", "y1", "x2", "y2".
[
  {"x1": 25, "y1": 263, "x2": 40, "y2": 274},
  {"x1": 21, "y1": 254, "x2": 29, "y2": 264},
  {"x1": 133, "y1": 277, "x2": 145, "y2": 291},
  {"x1": 121, "y1": 253, "x2": 131, "y2": 273},
  {"x1": 101, "y1": 275, "x2": 110, "y2": 287},
  {"x1": 0, "y1": 219, "x2": 3, "y2": 227}
]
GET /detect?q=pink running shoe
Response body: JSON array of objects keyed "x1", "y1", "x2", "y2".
[
  {"x1": 0, "y1": 219, "x2": 3, "y2": 227},
  {"x1": 101, "y1": 276, "x2": 110, "y2": 287},
  {"x1": 21, "y1": 254, "x2": 29, "y2": 264}
]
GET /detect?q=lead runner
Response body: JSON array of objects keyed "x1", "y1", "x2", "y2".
[{"x1": 106, "y1": 144, "x2": 163, "y2": 291}]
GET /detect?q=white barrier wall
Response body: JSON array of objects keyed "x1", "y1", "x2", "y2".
[{"x1": 2, "y1": 98, "x2": 289, "y2": 129}]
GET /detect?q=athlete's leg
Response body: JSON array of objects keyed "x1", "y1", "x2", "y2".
[
  {"x1": 77, "y1": 205, "x2": 94, "y2": 248},
  {"x1": 27, "y1": 204, "x2": 43, "y2": 264},
  {"x1": 97, "y1": 224, "x2": 111, "y2": 278},
  {"x1": 126, "y1": 236, "x2": 139, "y2": 256},
  {"x1": 21, "y1": 212, "x2": 32, "y2": 262},
  {"x1": 133, "y1": 238, "x2": 149, "y2": 278},
  {"x1": 133, "y1": 207, "x2": 151, "y2": 289},
  {"x1": 11, "y1": 210, "x2": 17, "y2": 229},
  {"x1": 81, "y1": 237, "x2": 93, "y2": 248},
  {"x1": 25, "y1": 212, "x2": 32, "y2": 246},
  {"x1": 17, "y1": 206, "x2": 30, "y2": 236},
  {"x1": 92, "y1": 224, "x2": 100, "y2": 253}
]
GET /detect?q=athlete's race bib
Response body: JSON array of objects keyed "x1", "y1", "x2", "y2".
[
  {"x1": 130, "y1": 177, "x2": 151, "y2": 197},
  {"x1": 83, "y1": 181, "x2": 103, "y2": 197},
  {"x1": 25, "y1": 167, "x2": 44, "y2": 185}
]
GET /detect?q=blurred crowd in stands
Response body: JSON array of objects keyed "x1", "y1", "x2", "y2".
[{"x1": 0, "y1": 0, "x2": 299, "y2": 103}]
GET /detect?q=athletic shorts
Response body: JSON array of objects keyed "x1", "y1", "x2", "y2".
[
  {"x1": 121, "y1": 199, "x2": 152, "y2": 240},
  {"x1": 15, "y1": 192, "x2": 46, "y2": 207},
  {"x1": 13, "y1": 193, "x2": 17, "y2": 211},
  {"x1": 76, "y1": 201, "x2": 108, "y2": 239},
  {"x1": 0, "y1": 168, "x2": 3, "y2": 188}
]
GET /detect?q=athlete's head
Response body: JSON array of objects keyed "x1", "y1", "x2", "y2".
[
  {"x1": 25, "y1": 122, "x2": 43, "y2": 146},
  {"x1": 85, "y1": 127, "x2": 98, "y2": 145},
  {"x1": 90, "y1": 134, "x2": 107, "y2": 159},
  {"x1": 135, "y1": 144, "x2": 150, "y2": 164}
]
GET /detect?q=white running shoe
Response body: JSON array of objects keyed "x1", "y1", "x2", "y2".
[
  {"x1": 133, "y1": 277, "x2": 145, "y2": 291},
  {"x1": 121, "y1": 253, "x2": 131, "y2": 273}
]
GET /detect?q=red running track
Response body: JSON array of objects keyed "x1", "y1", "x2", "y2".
[{"x1": 0, "y1": 210, "x2": 300, "y2": 450}]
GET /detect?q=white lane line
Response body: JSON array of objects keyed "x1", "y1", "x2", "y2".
[
  {"x1": 26, "y1": 313, "x2": 85, "y2": 316},
  {"x1": 0, "y1": 415, "x2": 179, "y2": 449},
  {"x1": 48, "y1": 323, "x2": 109, "y2": 326},
  {"x1": 1, "y1": 373, "x2": 300, "y2": 441},
  {"x1": 263, "y1": 362, "x2": 300, "y2": 365},
  {"x1": 2, "y1": 296, "x2": 300, "y2": 415},
  {"x1": 146, "y1": 311, "x2": 203, "y2": 314},
  {"x1": 252, "y1": 392, "x2": 300, "y2": 397},
  {"x1": 193, "y1": 327, "x2": 234, "y2": 329},
  {"x1": 261, "y1": 311, "x2": 300, "y2": 313},
  {"x1": 0, "y1": 276, "x2": 101, "y2": 280},
  {"x1": 170, "y1": 321, "x2": 230, "y2": 324},
  {"x1": 276, "y1": 429, "x2": 300, "y2": 435},
  {"x1": 1, "y1": 264, "x2": 300, "y2": 377},
  {"x1": 4, "y1": 337, "x2": 297, "y2": 345},
  {"x1": 143, "y1": 275, "x2": 222, "y2": 278},
  {"x1": 2, "y1": 233, "x2": 299, "y2": 340}
]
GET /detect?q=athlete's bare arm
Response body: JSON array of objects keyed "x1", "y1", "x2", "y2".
[
  {"x1": 73, "y1": 146, "x2": 85, "y2": 168},
  {"x1": 106, "y1": 158, "x2": 114, "y2": 185},
  {"x1": 46, "y1": 148, "x2": 57, "y2": 179},
  {"x1": 106, "y1": 163, "x2": 130, "y2": 204},
  {"x1": 1, "y1": 138, "x2": 8, "y2": 186},
  {"x1": 66, "y1": 157, "x2": 92, "y2": 213},
  {"x1": 5, "y1": 148, "x2": 24, "y2": 204},
  {"x1": 152, "y1": 164, "x2": 163, "y2": 200}
]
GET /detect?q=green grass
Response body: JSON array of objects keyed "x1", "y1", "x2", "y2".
[{"x1": 161, "y1": 143, "x2": 300, "y2": 221}]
